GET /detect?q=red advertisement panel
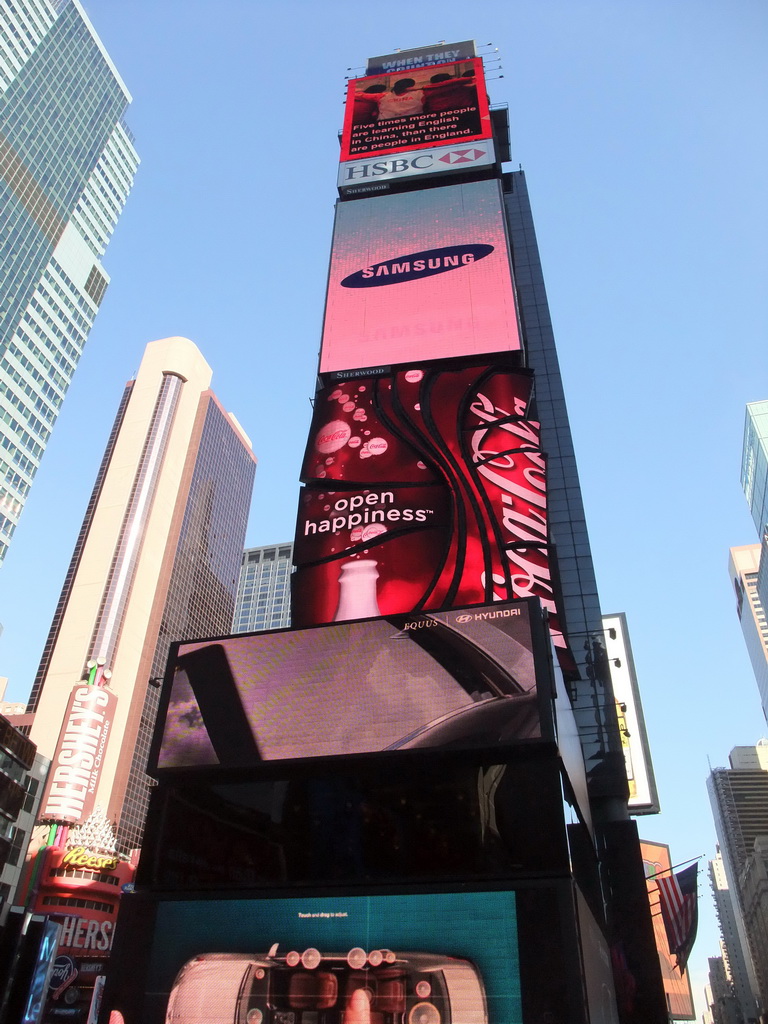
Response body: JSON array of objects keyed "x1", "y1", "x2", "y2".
[
  {"x1": 39, "y1": 684, "x2": 116, "y2": 825},
  {"x1": 319, "y1": 180, "x2": 520, "y2": 375},
  {"x1": 292, "y1": 361, "x2": 565, "y2": 659},
  {"x1": 32, "y1": 845, "x2": 134, "y2": 957},
  {"x1": 341, "y1": 57, "x2": 491, "y2": 160}
]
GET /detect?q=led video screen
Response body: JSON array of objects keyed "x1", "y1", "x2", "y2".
[
  {"x1": 318, "y1": 180, "x2": 520, "y2": 375},
  {"x1": 291, "y1": 361, "x2": 566, "y2": 664},
  {"x1": 154, "y1": 598, "x2": 547, "y2": 772},
  {"x1": 130, "y1": 891, "x2": 523, "y2": 1024},
  {"x1": 341, "y1": 58, "x2": 491, "y2": 161}
]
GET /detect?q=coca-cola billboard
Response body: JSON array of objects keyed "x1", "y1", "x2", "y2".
[
  {"x1": 319, "y1": 180, "x2": 520, "y2": 374},
  {"x1": 291, "y1": 359, "x2": 565, "y2": 658}
]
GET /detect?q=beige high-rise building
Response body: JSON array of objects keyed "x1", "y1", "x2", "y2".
[
  {"x1": 25, "y1": 337, "x2": 256, "y2": 851},
  {"x1": 729, "y1": 545, "x2": 768, "y2": 721}
]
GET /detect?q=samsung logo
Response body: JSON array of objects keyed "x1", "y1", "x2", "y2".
[{"x1": 341, "y1": 244, "x2": 493, "y2": 288}]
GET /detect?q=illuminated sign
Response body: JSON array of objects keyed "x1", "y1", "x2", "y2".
[
  {"x1": 603, "y1": 613, "x2": 660, "y2": 815},
  {"x1": 137, "y1": 891, "x2": 522, "y2": 1024},
  {"x1": 291, "y1": 361, "x2": 565, "y2": 662},
  {"x1": 341, "y1": 58, "x2": 491, "y2": 161},
  {"x1": 40, "y1": 685, "x2": 116, "y2": 824},
  {"x1": 61, "y1": 847, "x2": 119, "y2": 871},
  {"x1": 366, "y1": 41, "x2": 476, "y2": 76},
  {"x1": 319, "y1": 180, "x2": 520, "y2": 374},
  {"x1": 155, "y1": 597, "x2": 545, "y2": 771},
  {"x1": 31, "y1": 845, "x2": 135, "y2": 958},
  {"x1": 338, "y1": 139, "x2": 496, "y2": 195}
]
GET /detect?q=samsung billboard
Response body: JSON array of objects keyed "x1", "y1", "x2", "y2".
[{"x1": 319, "y1": 180, "x2": 520, "y2": 375}]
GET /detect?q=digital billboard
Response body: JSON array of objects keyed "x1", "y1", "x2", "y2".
[
  {"x1": 341, "y1": 58, "x2": 491, "y2": 162},
  {"x1": 603, "y1": 613, "x2": 660, "y2": 815},
  {"x1": 338, "y1": 139, "x2": 496, "y2": 197},
  {"x1": 109, "y1": 890, "x2": 523, "y2": 1024},
  {"x1": 153, "y1": 597, "x2": 549, "y2": 772},
  {"x1": 366, "y1": 41, "x2": 477, "y2": 76},
  {"x1": 318, "y1": 180, "x2": 520, "y2": 375},
  {"x1": 291, "y1": 360, "x2": 567, "y2": 662},
  {"x1": 140, "y1": 758, "x2": 570, "y2": 891}
]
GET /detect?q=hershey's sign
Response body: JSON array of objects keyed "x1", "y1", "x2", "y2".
[{"x1": 40, "y1": 684, "x2": 116, "y2": 824}]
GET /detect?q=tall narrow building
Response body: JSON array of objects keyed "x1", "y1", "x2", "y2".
[
  {"x1": 708, "y1": 743, "x2": 768, "y2": 1015},
  {"x1": 0, "y1": 0, "x2": 138, "y2": 564},
  {"x1": 729, "y1": 545, "x2": 768, "y2": 721},
  {"x1": 25, "y1": 337, "x2": 256, "y2": 851},
  {"x1": 232, "y1": 543, "x2": 293, "y2": 633}
]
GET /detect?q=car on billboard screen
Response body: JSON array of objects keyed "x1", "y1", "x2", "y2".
[
  {"x1": 165, "y1": 947, "x2": 487, "y2": 1024},
  {"x1": 154, "y1": 601, "x2": 546, "y2": 771}
]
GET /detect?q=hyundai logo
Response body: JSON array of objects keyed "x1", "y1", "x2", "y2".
[
  {"x1": 341, "y1": 244, "x2": 493, "y2": 288},
  {"x1": 455, "y1": 614, "x2": 473, "y2": 623}
]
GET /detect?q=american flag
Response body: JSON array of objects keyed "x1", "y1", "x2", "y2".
[{"x1": 656, "y1": 862, "x2": 698, "y2": 973}]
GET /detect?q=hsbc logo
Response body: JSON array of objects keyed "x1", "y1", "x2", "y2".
[
  {"x1": 338, "y1": 140, "x2": 495, "y2": 191},
  {"x1": 438, "y1": 148, "x2": 487, "y2": 165}
]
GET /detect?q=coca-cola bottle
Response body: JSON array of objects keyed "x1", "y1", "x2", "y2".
[{"x1": 334, "y1": 559, "x2": 381, "y2": 621}]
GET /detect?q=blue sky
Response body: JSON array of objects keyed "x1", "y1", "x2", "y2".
[{"x1": 0, "y1": 0, "x2": 766, "y2": 1009}]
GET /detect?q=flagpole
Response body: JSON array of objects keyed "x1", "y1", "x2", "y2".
[{"x1": 645, "y1": 854, "x2": 704, "y2": 880}]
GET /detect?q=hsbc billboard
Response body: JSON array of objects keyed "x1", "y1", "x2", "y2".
[{"x1": 338, "y1": 139, "x2": 496, "y2": 195}]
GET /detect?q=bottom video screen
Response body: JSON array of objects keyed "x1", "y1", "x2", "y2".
[{"x1": 111, "y1": 891, "x2": 524, "y2": 1024}]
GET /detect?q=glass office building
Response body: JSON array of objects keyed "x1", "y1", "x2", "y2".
[
  {"x1": 741, "y1": 402, "x2": 768, "y2": 631},
  {"x1": 233, "y1": 543, "x2": 293, "y2": 633},
  {"x1": 0, "y1": 0, "x2": 138, "y2": 565},
  {"x1": 742, "y1": 402, "x2": 768, "y2": 540}
]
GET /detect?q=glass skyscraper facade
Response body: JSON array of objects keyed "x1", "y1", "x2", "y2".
[
  {"x1": 742, "y1": 401, "x2": 768, "y2": 540},
  {"x1": 0, "y1": 0, "x2": 138, "y2": 564},
  {"x1": 233, "y1": 543, "x2": 293, "y2": 633},
  {"x1": 741, "y1": 402, "x2": 768, "y2": 641}
]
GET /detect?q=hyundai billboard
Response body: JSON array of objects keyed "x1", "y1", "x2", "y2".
[
  {"x1": 153, "y1": 597, "x2": 549, "y2": 772},
  {"x1": 318, "y1": 181, "x2": 520, "y2": 375},
  {"x1": 341, "y1": 57, "x2": 491, "y2": 162},
  {"x1": 104, "y1": 890, "x2": 524, "y2": 1024}
]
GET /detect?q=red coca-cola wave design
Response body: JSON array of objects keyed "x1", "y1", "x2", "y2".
[{"x1": 292, "y1": 359, "x2": 568, "y2": 659}]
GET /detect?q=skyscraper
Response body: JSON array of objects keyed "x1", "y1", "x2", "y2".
[
  {"x1": 729, "y1": 545, "x2": 768, "y2": 721},
  {"x1": 742, "y1": 403, "x2": 768, "y2": 541},
  {"x1": 708, "y1": 743, "x2": 768, "y2": 1014},
  {"x1": 0, "y1": 0, "x2": 138, "y2": 565},
  {"x1": 232, "y1": 543, "x2": 293, "y2": 633},
  {"x1": 101, "y1": 43, "x2": 666, "y2": 1024},
  {"x1": 25, "y1": 337, "x2": 256, "y2": 851},
  {"x1": 710, "y1": 849, "x2": 759, "y2": 1022}
]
